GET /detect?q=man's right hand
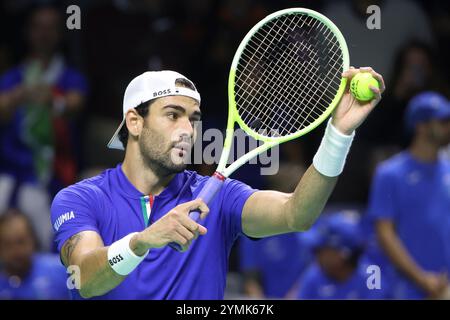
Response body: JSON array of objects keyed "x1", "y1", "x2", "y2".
[{"x1": 130, "y1": 199, "x2": 209, "y2": 255}]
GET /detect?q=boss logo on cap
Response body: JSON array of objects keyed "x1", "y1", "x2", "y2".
[{"x1": 153, "y1": 89, "x2": 171, "y2": 98}]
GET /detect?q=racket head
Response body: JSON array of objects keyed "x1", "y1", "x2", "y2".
[{"x1": 228, "y1": 8, "x2": 350, "y2": 144}]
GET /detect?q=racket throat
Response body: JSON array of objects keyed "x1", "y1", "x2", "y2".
[
  {"x1": 212, "y1": 171, "x2": 226, "y2": 181},
  {"x1": 194, "y1": 171, "x2": 226, "y2": 212}
]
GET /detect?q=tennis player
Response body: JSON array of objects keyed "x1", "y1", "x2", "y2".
[{"x1": 51, "y1": 68, "x2": 384, "y2": 299}]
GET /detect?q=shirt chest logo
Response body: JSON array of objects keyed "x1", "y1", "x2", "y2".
[{"x1": 140, "y1": 195, "x2": 154, "y2": 226}]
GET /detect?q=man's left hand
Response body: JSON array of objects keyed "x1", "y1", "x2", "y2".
[{"x1": 332, "y1": 66, "x2": 386, "y2": 135}]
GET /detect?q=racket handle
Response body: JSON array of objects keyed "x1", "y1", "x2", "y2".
[{"x1": 169, "y1": 172, "x2": 225, "y2": 252}]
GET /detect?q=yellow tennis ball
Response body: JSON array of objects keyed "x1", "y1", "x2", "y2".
[{"x1": 350, "y1": 73, "x2": 379, "y2": 102}]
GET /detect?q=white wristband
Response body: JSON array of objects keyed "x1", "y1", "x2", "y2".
[
  {"x1": 313, "y1": 119, "x2": 355, "y2": 177},
  {"x1": 107, "y1": 232, "x2": 148, "y2": 276}
]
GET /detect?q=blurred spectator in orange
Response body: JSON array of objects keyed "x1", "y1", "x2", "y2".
[
  {"x1": 0, "y1": 209, "x2": 69, "y2": 299},
  {"x1": 0, "y1": 5, "x2": 87, "y2": 250}
]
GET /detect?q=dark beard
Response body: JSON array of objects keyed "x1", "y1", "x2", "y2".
[{"x1": 141, "y1": 150, "x2": 186, "y2": 177}]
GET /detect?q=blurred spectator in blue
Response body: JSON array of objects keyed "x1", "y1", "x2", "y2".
[
  {"x1": 0, "y1": 209, "x2": 69, "y2": 299},
  {"x1": 297, "y1": 211, "x2": 388, "y2": 299},
  {"x1": 367, "y1": 91, "x2": 450, "y2": 299},
  {"x1": 0, "y1": 5, "x2": 87, "y2": 250},
  {"x1": 238, "y1": 231, "x2": 314, "y2": 299}
]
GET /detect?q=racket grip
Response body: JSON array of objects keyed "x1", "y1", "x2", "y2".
[{"x1": 169, "y1": 172, "x2": 225, "y2": 252}]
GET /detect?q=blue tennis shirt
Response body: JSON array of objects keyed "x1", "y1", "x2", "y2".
[{"x1": 50, "y1": 164, "x2": 257, "y2": 299}]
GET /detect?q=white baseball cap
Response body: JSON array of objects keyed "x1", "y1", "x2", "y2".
[{"x1": 107, "y1": 70, "x2": 201, "y2": 150}]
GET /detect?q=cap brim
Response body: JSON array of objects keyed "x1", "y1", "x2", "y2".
[{"x1": 107, "y1": 118, "x2": 125, "y2": 150}]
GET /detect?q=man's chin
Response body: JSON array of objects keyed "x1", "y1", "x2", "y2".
[
  {"x1": 151, "y1": 161, "x2": 186, "y2": 176},
  {"x1": 166, "y1": 157, "x2": 188, "y2": 173},
  {"x1": 169, "y1": 162, "x2": 187, "y2": 173}
]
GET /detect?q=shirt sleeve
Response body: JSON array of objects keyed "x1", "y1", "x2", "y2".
[
  {"x1": 50, "y1": 186, "x2": 100, "y2": 252},
  {"x1": 366, "y1": 165, "x2": 397, "y2": 221},
  {"x1": 220, "y1": 178, "x2": 258, "y2": 242}
]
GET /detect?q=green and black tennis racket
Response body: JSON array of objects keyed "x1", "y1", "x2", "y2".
[{"x1": 170, "y1": 8, "x2": 349, "y2": 251}]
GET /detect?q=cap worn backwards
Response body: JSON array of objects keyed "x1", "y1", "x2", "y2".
[{"x1": 107, "y1": 70, "x2": 201, "y2": 150}]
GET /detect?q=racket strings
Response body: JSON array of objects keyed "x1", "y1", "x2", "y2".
[
  {"x1": 240, "y1": 17, "x2": 341, "y2": 133},
  {"x1": 240, "y1": 16, "x2": 335, "y2": 111},
  {"x1": 237, "y1": 15, "x2": 342, "y2": 131},
  {"x1": 234, "y1": 13, "x2": 344, "y2": 137},
  {"x1": 242, "y1": 27, "x2": 340, "y2": 129},
  {"x1": 237, "y1": 17, "x2": 313, "y2": 130},
  {"x1": 238, "y1": 24, "x2": 341, "y2": 122}
]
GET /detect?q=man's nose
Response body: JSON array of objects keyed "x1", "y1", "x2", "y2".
[
  {"x1": 179, "y1": 117, "x2": 194, "y2": 136},
  {"x1": 173, "y1": 123, "x2": 194, "y2": 143}
]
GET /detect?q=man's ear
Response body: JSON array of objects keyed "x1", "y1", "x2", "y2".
[{"x1": 125, "y1": 109, "x2": 143, "y2": 138}]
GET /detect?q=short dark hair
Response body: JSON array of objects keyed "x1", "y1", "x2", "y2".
[{"x1": 118, "y1": 77, "x2": 198, "y2": 149}]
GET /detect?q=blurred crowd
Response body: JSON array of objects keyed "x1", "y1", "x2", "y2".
[{"x1": 0, "y1": 0, "x2": 449, "y2": 299}]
